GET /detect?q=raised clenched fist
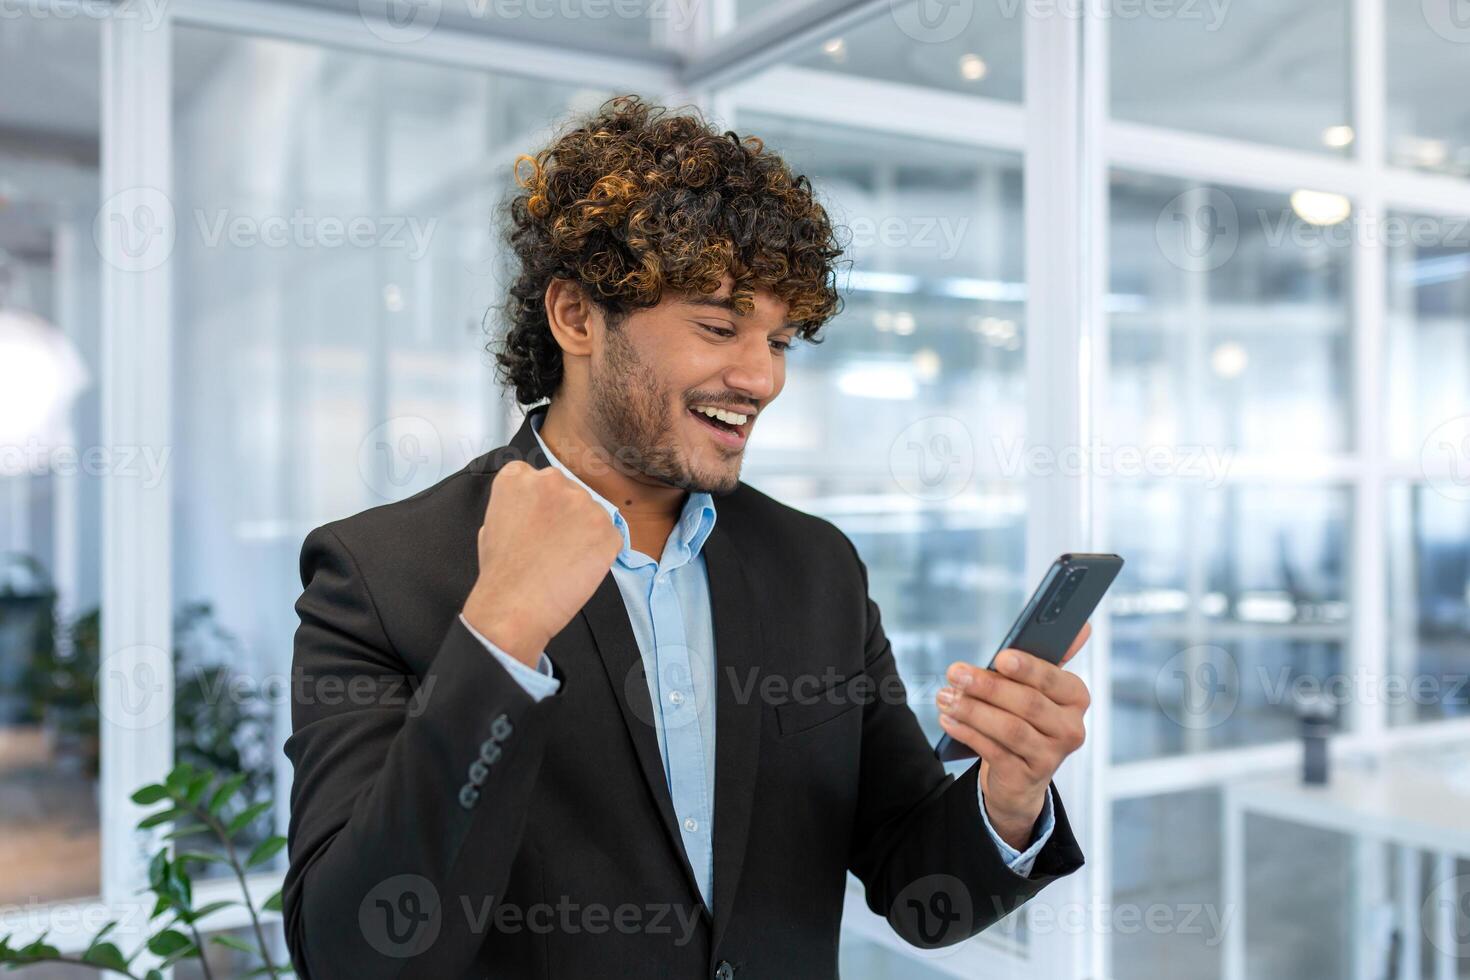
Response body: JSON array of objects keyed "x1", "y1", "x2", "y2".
[{"x1": 460, "y1": 461, "x2": 621, "y2": 667}]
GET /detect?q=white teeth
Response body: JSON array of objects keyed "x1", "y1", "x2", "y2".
[{"x1": 693, "y1": 405, "x2": 749, "y2": 426}]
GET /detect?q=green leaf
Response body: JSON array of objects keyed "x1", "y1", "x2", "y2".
[
  {"x1": 225, "y1": 801, "x2": 272, "y2": 837},
  {"x1": 163, "y1": 822, "x2": 211, "y2": 841},
  {"x1": 185, "y1": 770, "x2": 214, "y2": 805},
  {"x1": 147, "y1": 929, "x2": 192, "y2": 957},
  {"x1": 176, "y1": 850, "x2": 226, "y2": 865},
  {"x1": 246, "y1": 836, "x2": 288, "y2": 868},
  {"x1": 131, "y1": 783, "x2": 170, "y2": 805},
  {"x1": 164, "y1": 763, "x2": 196, "y2": 797},
  {"x1": 80, "y1": 941, "x2": 130, "y2": 971},
  {"x1": 148, "y1": 850, "x2": 170, "y2": 889},
  {"x1": 262, "y1": 889, "x2": 283, "y2": 913},
  {"x1": 208, "y1": 773, "x2": 247, "y2": 815},
  {"x1": 190, "y1": 900, "x2": 236, "y2": 922},
  {"x1": 210, "y1": 934, "x2": 256, "y2": 954},
  {"x1": 150, "y1": 894, "x2": 172, "y2": 920},
  {"x1": 138, "y1": 807, "x2": 186, "y2": 829},
  {"x1": 146, "y1": 971, "x2": 165, "y2": 980}
]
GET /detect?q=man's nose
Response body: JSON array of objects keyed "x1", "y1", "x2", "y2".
[{"x1": 722, "y1": 334, "x2": 777, "y2": 402}]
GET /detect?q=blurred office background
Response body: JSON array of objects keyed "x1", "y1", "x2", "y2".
[{"x1": 2, "y1": 0, "x2": 1469, "y2": 976}]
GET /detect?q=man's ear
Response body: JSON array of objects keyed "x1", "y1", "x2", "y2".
[{"x1": 544, "y1": 278, "x2": 598, "y2": 358}]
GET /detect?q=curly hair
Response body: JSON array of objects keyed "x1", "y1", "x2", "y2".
[{"x1": 492, "y1": 94, "x2": 847, "y2": 406}]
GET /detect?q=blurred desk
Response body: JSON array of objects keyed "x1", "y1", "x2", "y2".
[{"x1": 1222, "y1": 759, "x2": 1470, "y2": 980}]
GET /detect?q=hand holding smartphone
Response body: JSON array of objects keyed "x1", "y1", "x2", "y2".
[{"x1": 935, "y1": 553, "x2": 1123, "y2": 762}]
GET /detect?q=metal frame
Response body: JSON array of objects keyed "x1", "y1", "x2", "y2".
[{"x1": 13, "y1": 0, "x2": 1470, "y2": 977}]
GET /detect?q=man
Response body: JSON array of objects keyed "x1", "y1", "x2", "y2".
[{"x1": 283, "y1": 95, "x2": 1089, "y2": 979}]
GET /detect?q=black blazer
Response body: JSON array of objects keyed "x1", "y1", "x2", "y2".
[{"x1": 282, "y1": 406, "x2": 1084, "y2": 979}]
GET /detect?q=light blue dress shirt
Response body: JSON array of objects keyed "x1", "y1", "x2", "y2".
[{"x1": 459, "y1": 413, "x2": 1055, "y2": 903}]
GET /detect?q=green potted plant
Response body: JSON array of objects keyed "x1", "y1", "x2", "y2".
[{"x1": 0, "y1": 761, "x2": 291, "y2": 978}]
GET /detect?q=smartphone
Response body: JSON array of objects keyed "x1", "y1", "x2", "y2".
[{"x1": 935, "y1": 553, "x2": 1124, "y2": 762}]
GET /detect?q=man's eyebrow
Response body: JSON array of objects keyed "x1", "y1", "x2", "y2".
[
  {"x1": 683, "y1": 296, "x2": 742, "y2": 313},
  {"x1": 682, "y1": 295, "x2": 794, "y2": 332}
]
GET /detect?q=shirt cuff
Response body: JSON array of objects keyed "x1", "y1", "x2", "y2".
[
  {"x1": 458, "y1": 613, "x2": 561, "y2": 702},
  {"x1": 977, "y1": 779, "x2": 1056, "y2": 878}
]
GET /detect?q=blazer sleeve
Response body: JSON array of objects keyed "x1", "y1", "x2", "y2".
[
  {"x1": 841, "y1": 541, "x2": 1086, "y2": 949},
  {"x1": 282, "y1": 523, "x2": 565, "y2": 979}
]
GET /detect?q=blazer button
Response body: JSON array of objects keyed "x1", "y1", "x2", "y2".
[
  {"x1": 479, "y1": 739, "x2": 502, "y2": 765},
  {"x1": 468, "y1": 760, "x2": 489, "y2": 786},
  {"x1": 458, "y1": 784, "x2": 480, "y2": 810},
  {"x1": 490, "y1": 714, "x2": 513, "y2": 741},
  {"x1": 714, "y1": 961, "x2": 734, "y2": 980}
]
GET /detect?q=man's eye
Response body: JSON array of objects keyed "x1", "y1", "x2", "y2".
[
  {"x1": 770, "y1": 338, "x2": 793, "y2": 353},
  {"x1": 700, "y1": 324, "x2": 736, "y2": 339}
]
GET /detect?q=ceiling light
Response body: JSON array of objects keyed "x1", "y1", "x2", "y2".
[
  {"x1": 1321, "y1": 125, "x2": 1355, "y2": 149},
  {"x1": 959, "y1": 54, "x2": 988, "y2": 81},
  {"x1": 822, "y1": 38, "x2": 845, "y2": 60},
  {"x1": 1289, "y1": 189, "x2": 1352, "y2": 226},
  {"x1": 1210, "y1": 341, "x2": 1249, "y2": 379}
]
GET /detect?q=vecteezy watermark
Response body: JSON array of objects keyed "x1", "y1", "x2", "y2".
[
  {"x1": 1155, "y1": 187, "x2": 1240, "y2": 272},
  {"x1": 95, "y1": 187, "x2": 176, "y2": 274},
  {"x1": 93, "y1": 189, "x2": 440, "y2": 271},
  {"x1": 889, "y1": 416, "x2": 976, "y2": 501},
  {"x1": 1422, "y1": 0, "x2": 1470, "y2": 43},
  {"x1": 360, "y1": 874, "x2": 443, "y2": 958},
  {"x1": 1155, "y1": 648, "x2": 1470, "y2": 731},
  {"x1": 1257, "y1": 209, "x2": 1470, "y2": 251},
  {"x1": 1421, "y1": 415, "x2": 1470, "y2": 502},
  {"x1": 1423, "y1": 874, "x2": 1470, "y2": 958},
  {"x1": 845, "y1": 216, "x2": 972, "y2": 261},
  {"x1": 0, "y1": 440, "x2": 171, "y2": 488},
  {"x1": 887, "y1": 875, "x2": 974, "y2": 953},
  {"x1": 890, "y1": 0, "x2": 1230, "y2": 44},
  {"x1": 96, "y1": 644, "x2": 175, "y2": 732},
  {"x1": 991, "y1": 436, "x2": 1235, "y2": 487},
  {"x1": 358, "y1": 416, "x2": 447, "y2": 500},
  {"x1": 1158, "y1": 196, "x2": 1470, "y2": 271},
  {"x1": 357, "y1": 876, "x2": 704, "y2": 958},
  {"x1": 193, "y1": 209, "x2": 437, "y2": 261},
  {"x1": 1156, "y1": 645, "x2": 1240, "y2": 731},
  {"x1": 360, "y1": 0, "x2": 700, "y2": 45},
  {"x1": 1011, "y1": 897, "x2": 1237, "y2": 944},
  {"x1": 0, "y1": 0, "x2": 168, "y2": 29}
]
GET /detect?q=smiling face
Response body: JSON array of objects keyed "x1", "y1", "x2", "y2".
[{"x1": 584, "y1": 276, "x2": 794, "y2": 495}]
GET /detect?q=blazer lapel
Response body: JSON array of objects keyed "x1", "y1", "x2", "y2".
[
  {"x1": 494, "y1": 406, "x2": 711, "y2": 913},
  {"x1": 482, "y1": 407, "x2": 766, "y2": 937},
  {"x1": 702, "y1": 521, "x2": 764, "y2": 954}
]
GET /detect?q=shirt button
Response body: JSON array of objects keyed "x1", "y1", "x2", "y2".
[
  {"x1": 683, "y1": 817, "x2": 698, "y2": 833},
  {"x1": 669, "y1": 690, "x2": 684, "y2": 705}
]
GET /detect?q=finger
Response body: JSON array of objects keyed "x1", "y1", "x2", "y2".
[
  {"x1": 993, "y1": 648, "x2": 1090, "y2": 708},
  {"x1": 1058, "y1": 621, "x2": 1093, "y2": 666},
  {"x1": 947, "y1": 662, "x2": 1072, "y2": 739},
  {"x1": 937, "y1": 710, "x2": 1028, "y2": 770},
  {"x1": 938, "y1": 691, "x2": 1045, "y2": 771}
]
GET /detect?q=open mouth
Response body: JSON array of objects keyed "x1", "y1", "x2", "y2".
[{"x1": 687, "y1": 404, "x2": 751, "y2": 449}]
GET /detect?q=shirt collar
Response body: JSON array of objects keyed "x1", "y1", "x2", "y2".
[{"x1": 528, "y1": 409, "x2": 717, "y2": 565}]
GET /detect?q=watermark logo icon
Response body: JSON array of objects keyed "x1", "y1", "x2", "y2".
[
  {"x1": 889, "y1": 416, "x2": 975, "y2": 501},
  {"x1": 359, "y1": 874, "x2": 442, "y2": 958},
  {"x1": 1156, "y1": 187, "x2": 1239, "y2": 272},
  {"x1": 361, "y1": 0, "x2": 441, "y2": 43},
  {"x1": 1422, "y1": 874, "x2": 1470, "y2": 957},
  {"x1": 891, "y1": 0, "x2": 974, "y2": 43},
  {"x1": 97, "y1": 644, "x2": 173, "y2": 731},
  {"x1": 1423, "y1": 0, "x2": 1470, "y2": 43},
  {"x1": 358, "y1": 416, "x2": 445, "y2": 499},
  {"x1": 1421, "y1": 415, "x2": 1470, "y2": 501},
  {"x1": 1156, "y1": 645, "x2": 1239, "y2": 730},
  {"x1": 94, "y1": 187, "x2": 175, "y2": 273},
  {"x1": 889, "y1": 874, "x2": 973, "y2": 952}
]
